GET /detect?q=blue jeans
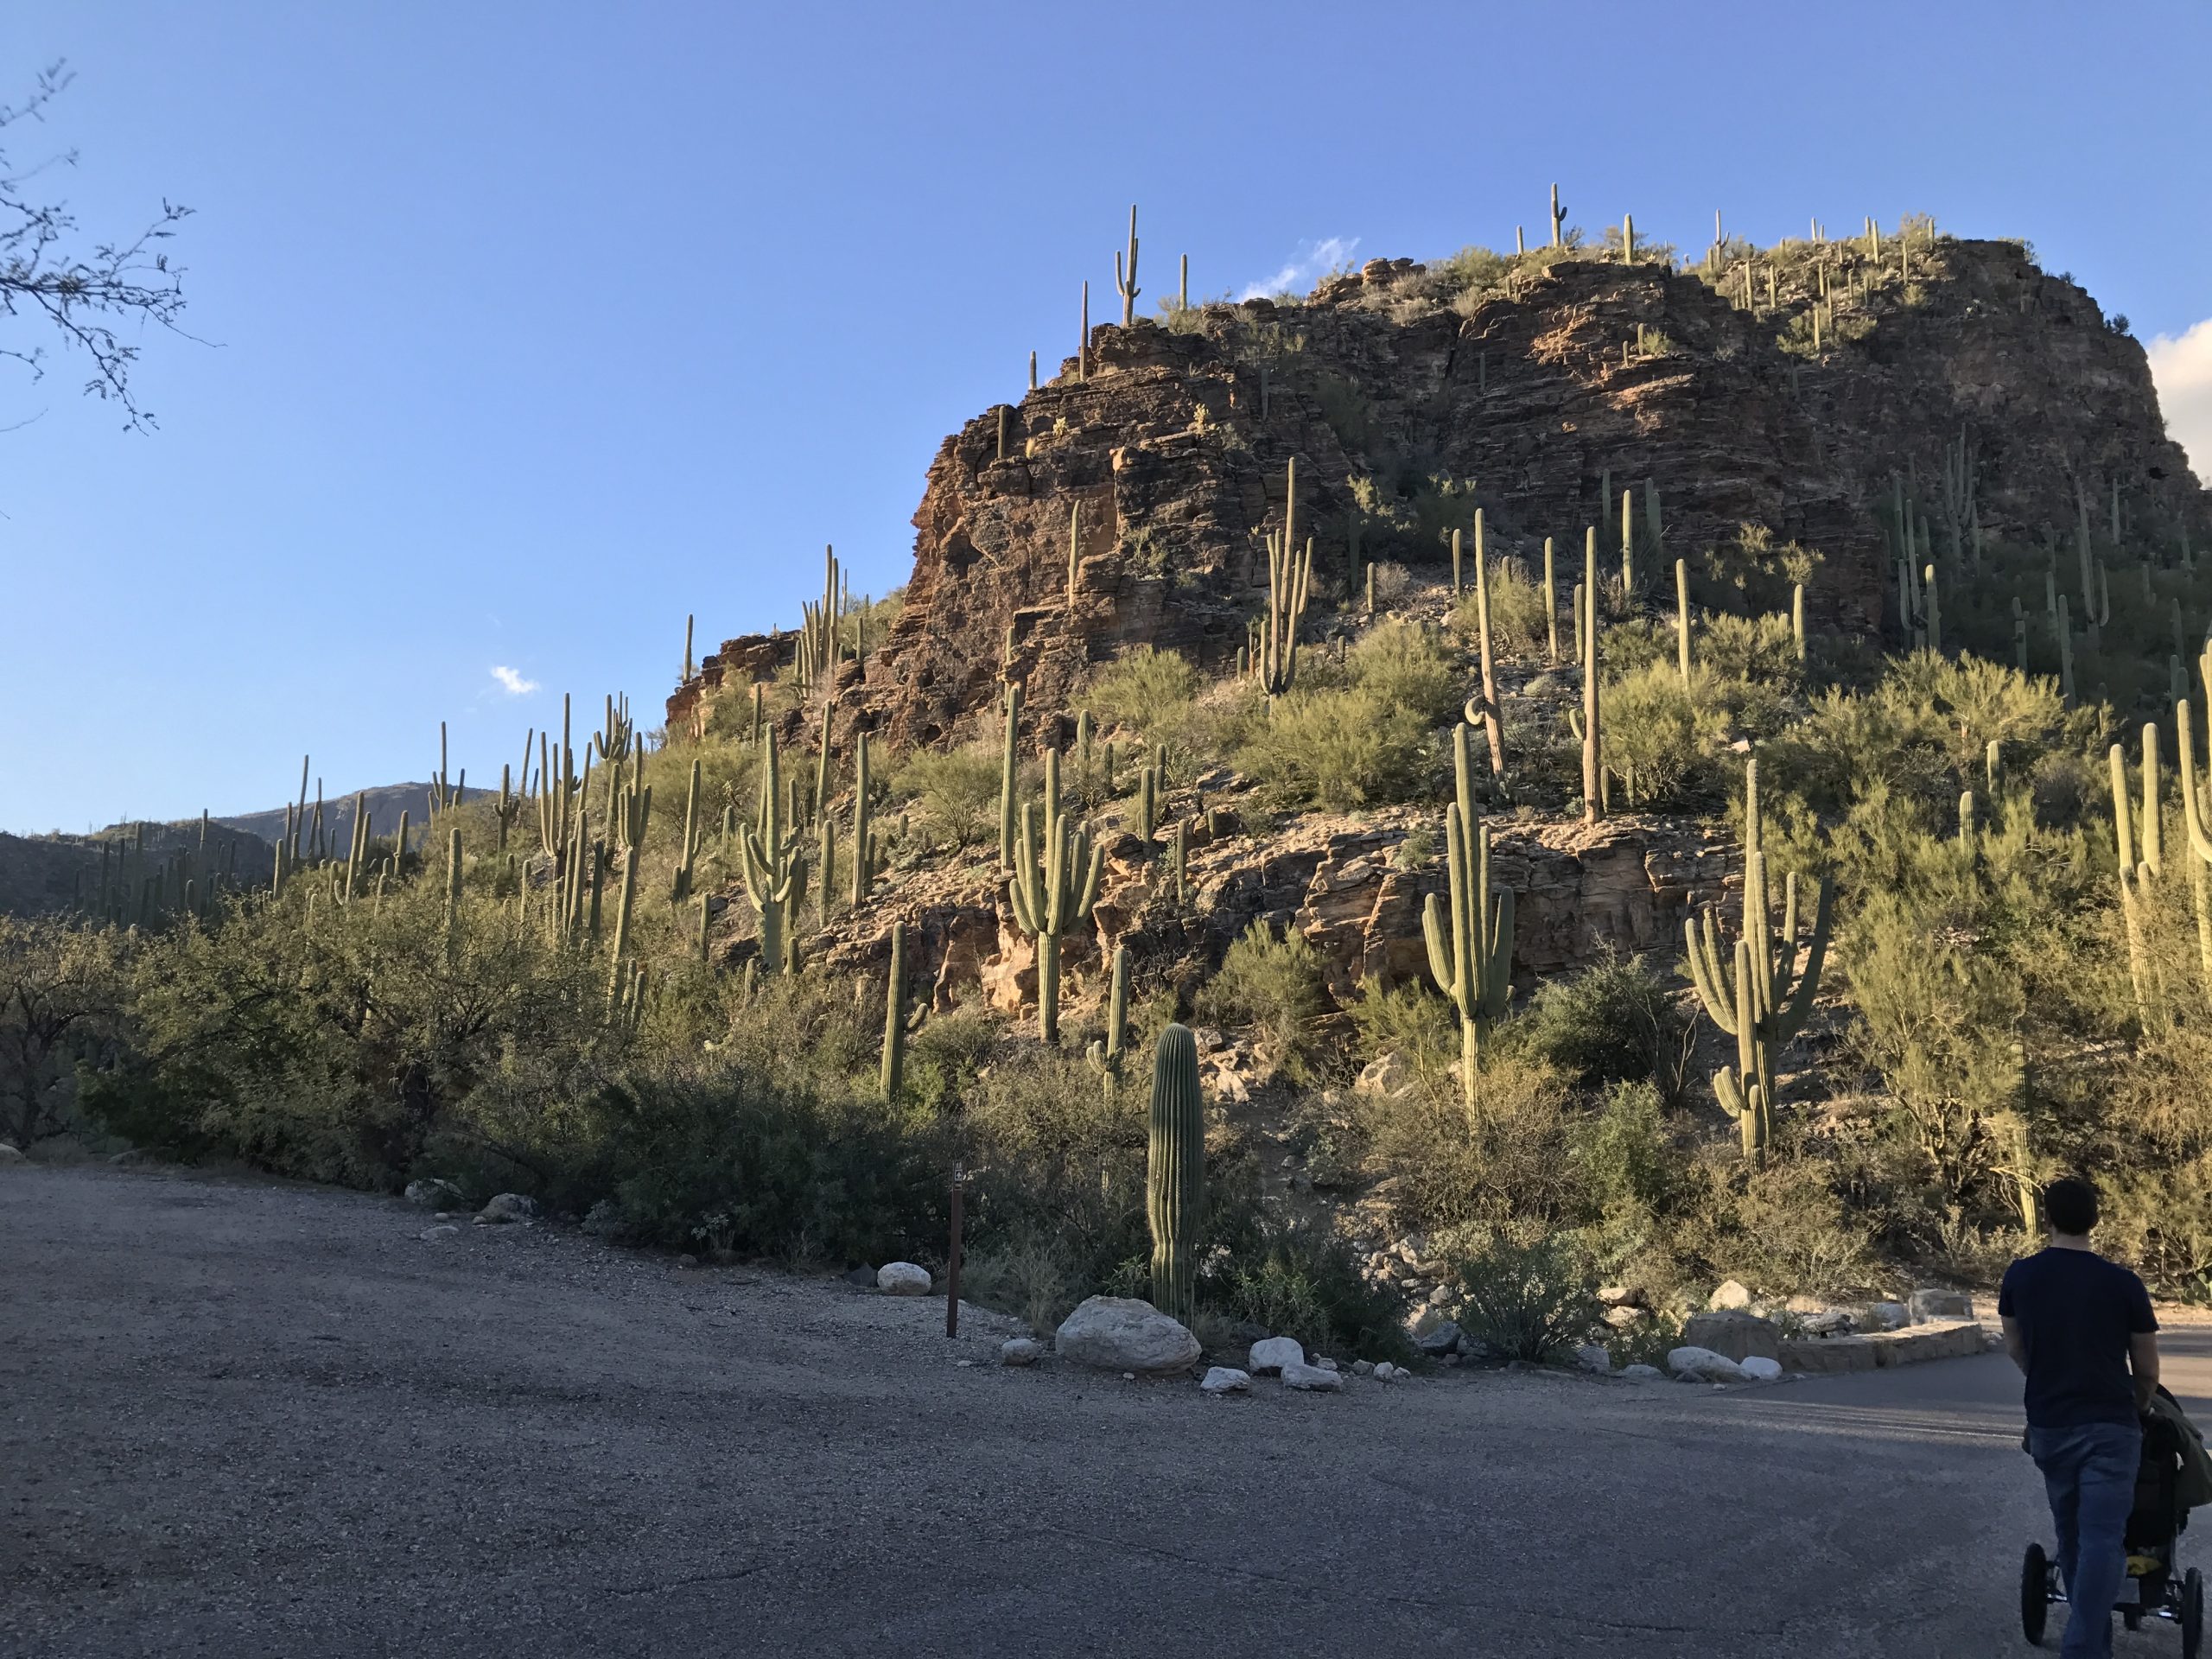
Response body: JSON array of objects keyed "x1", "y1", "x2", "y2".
[{"x1": 2031, "y1": 1420, "x2": 2143, "y2": 1659}]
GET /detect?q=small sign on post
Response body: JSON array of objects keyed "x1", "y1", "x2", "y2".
[{"x1": 945, "y1": 1160, "x2": 966, "y2": 1338}]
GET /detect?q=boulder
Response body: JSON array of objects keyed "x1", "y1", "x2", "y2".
[
  {"x1": 1199, "y1": 1366, "x2": 1251, "y2": 1395},
  {"x1": 474, "y1": 1192, "x2": 540, "y2": 1225},
  {"x1": 404, "y1": 1178, "x2": 465, "y2": 1210},
  {"x1": 1351, "y1": 1360, "x2": 1375, "y2": 1376},
  {"x1": 842, "y1": 1264, "x2": 880, "y2": 1288},
  {"x1": 1681, "y1": 1310, "x2": 1782, "y2": 1363},
  {"x1": 1056, "y1": 1296, "x2": 1201, "y2": 1373},
  {"x1": 1596, "y1": 1284, "x2": 1645, "y2": 1308},
  {"x1": 1355, "y1": 1052, "x2": 1414, "y2": 1098},
  {"x1": 1000, "y1": 1338, "x2": 1044, "y2": 1367},
  {"x1": 1868, "y1": 1301, "x2": 1911, "y2": 1331},
  {"x1": 1281, "y1": 1360, "x2": 1346, "y2": 1392},
  {"x1": 1620, "y1": 1363, "x2": 1663, "y2": 1380},
  {"x1": 0, "y1": 1142, "x2": 22, "y2": 1164},
  {"x1": 1909, "y1": 1287, "x2": 1975, "y2": 1324},
  {"x1": 1248, "y1": 1335, "x2": 1305, "y2": 1375},
  {"x1": 1738, "y1": 1356, "x2": 1784, "y2": 1382},
  {"x1": 877, "y1": 1262, "x2": 933, "y2": 1295},
  {"x1": 1669, "y1": 1345, "x2": 1748, "y2": 1383},
  {"x1": 1707, "y1": 1279, "x2": 1755, "y2": 1311},
  {"x1": 1574, "y1": 1343, "x2": 1612, "y2": 1375},
  {"x1": 1798, "y1": 1309, "x2": 1856, "y2": 1338},
  {"x1": 1372, "y1": 1362, "x2": 1403, "y2": 1382},
  {"x1": 1414, "y1": 1321, "x2": 1464, "y2": 1357},
  {"x1": 1603, "y1": 1305, "x2": 1647, "y2": 1330}
]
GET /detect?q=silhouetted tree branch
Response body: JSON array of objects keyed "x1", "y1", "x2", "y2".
[{"x1": 0, "y1": 60, "x2": 194, "y2": 432}]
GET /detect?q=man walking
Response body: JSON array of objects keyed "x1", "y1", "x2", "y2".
[{"x1": 2000, "y1": 1176, "x2": 2161, "y2": 1659}]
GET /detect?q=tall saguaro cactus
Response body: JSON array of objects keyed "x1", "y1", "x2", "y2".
[
  {"x1": 1147, "y1": 1023, "x2": 1205, "y2": 1324},
  {"x1": 738, "y1": 733, "x2": 808, "y2": 976},
  {"x1": 1469, "y1": 507, "x2": 1503, "y2": 776},
  {"x1": 1115, "y1": 203, "x2": 1141, "y2": 327},
  {"x1": 1257, "y1": 458, "x2": 1312, "y2": 696},
  {"x1": 997, "y1": 681, "x2": 1022, "y2": 873},
  {"x1": 1582, "y1": 526, "x2": 1603, "y2": 822},
  {"x1": 1422, "y1": 725, "x2": 1516, "y2": 1113},
  {"x1": 1007, "y1": 749, "x2": 1104, "y2": 1045},
  {"x1": 1684, "y1": 758, "x2": 1834, "y2": 1160},
  {"x1": 1087, "y1": 942, "x2": 1130, "y2": 1096},
  {"x1": 881, "y1": 920, "x2": 906, "y2": 1101}
]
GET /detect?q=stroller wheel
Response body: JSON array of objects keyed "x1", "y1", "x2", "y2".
[
  {"x1": 2183, "y1": 1566, "x2": 2202, "y2": 1659},
  {"x1": 2022, "y1": 1543, "x2": 2050, "y2": 1645}
]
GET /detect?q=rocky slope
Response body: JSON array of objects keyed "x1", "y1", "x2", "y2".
[{"x1": 673, "y1": 234, "x2": 2205, "y2": 755}]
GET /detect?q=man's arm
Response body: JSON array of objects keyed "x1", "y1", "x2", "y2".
[
  {"x1": 2132, "y1": 1331, "x2": 2161, "y2": 1410},
  {"x1": 2003, "y1": 1316, "x2": 2028, "y2": 1375}
]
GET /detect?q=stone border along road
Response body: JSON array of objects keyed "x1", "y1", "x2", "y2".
[{"x1": 9, "y1": 1164, "x2": 2212, "y2": 1657}]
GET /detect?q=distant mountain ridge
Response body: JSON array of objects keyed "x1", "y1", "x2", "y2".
[{"x1": 212, "y1": 782, "x2": 432, "y2": 854}]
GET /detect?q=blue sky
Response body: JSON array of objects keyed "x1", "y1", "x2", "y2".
[{"x1": 3, "y1": 1, "x2": 2209, "y2": 832}]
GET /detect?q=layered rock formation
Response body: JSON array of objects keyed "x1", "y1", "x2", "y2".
[{"x1": 664, "y1": 234, "x2": 2203, "y2": 752}]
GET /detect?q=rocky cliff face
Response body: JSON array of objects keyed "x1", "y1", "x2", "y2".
[{"x1": 668, "y1": 235, "x2": 2201, "y2": 754}]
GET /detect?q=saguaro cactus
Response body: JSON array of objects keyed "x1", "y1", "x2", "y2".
[
  {"x1": 1422, "y1": 725, "x2": 1515, "y2": 1112},
  {"x1": 1147, "y1": 1023, "x2": 1205, "y2": 1324},
  {"x1": 738, "y1": 733, "x2": 808, "y2": 975},
  {"x1": 1675, "y1": 558, "x2": 1693, "y2": 683},
  {"x1": 1469, "y1": 508, "x2": 1503, "y2": 776},
  {"x1": 1115, "y1": 203, "x2": 1141, "y2": 327},
  {"x1": 1684, "y1": 758, "x2": 1834, "y2": 1160},
  {"x1": 1007, "y1": 749, "x2": 1104, "y2": 1045},
  {"x1": 850, "y1": 731, "x2": 875, "y2": 911},
  {"x1": 1086, "y1": 942, "x2": 1130, "y2": 1096},
  {"x1": 881, "y1": 920, "x2": 906, "y2": 1100},
  {"x1": 1257, "y1": 459, "x2": 1312, "y2": 696},
  {"x1": 1582, "y1": 527, "x2": 1603, "y2": 822},
  {"x1": 998, "y1": 681, "x2": 1022, "y2": 872}
]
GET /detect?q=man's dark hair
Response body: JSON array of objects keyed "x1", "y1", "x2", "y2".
[{"x1": 2044, "y1": 1177, "x2": 2100, "y2": 1236}]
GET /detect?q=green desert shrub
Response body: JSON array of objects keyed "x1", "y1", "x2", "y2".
[
  {"x1": 893, "y1": 741, "x2": 1004, "y2": 849},
  {"x1": 1238, "y1": 685, "x2": 1433, "y2": 811},
  {"x1": 1443, "y1": 1233, "x2": 1607, "y2": 1363},
  {"x1": 1203, "y1": 1211, "x2": 1413, "y2": 1362},
  {"x1": 1518, "y1": 950, "x2": 1691, "y2": 1096},
  {"x1": 1599, "y1": 661, "x2": 1729, "y2": 806},
  {"x1": 1346, "y1": 619, "x2": 1460, "y2": 725},
  {"x1": 1197, "y1": 921, "x2": 1325, "y2": 1081},
  {"x1": 1357, "y1": 1051, "x2": 1578, "y2": 1232}
]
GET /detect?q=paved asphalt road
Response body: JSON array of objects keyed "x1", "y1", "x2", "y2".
[{"x1": 7, "y1": 1166, "x2": 2212, "y2": 1658}]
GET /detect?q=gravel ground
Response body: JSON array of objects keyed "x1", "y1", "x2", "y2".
[{"x1": 7, "y1": 1163, "x2": 2209, "y2": 1657}]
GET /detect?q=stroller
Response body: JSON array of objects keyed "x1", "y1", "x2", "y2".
[{"x1": 2022, "y1": 1390, "x2": 2205, "y2": 1651}]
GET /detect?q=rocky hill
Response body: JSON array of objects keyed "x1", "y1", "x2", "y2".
[{"x1": 676, "y1": 232, "x2": 2202, "y2": 754}]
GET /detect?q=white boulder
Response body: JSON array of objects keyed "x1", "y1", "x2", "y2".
[
  {"x1": 1248, "y1": 1335, "x2": 1304, "y2": 1375},
  {"x1": 0, "y1": 1142, "x2": 24, "y2": 1163},
  {"x1": 1199, "y1": 1367, "x2": 1251, "y2": 1395},
  {"x1": 474, "y1": 1192, "x2": 539, "y2": 1225},
  {"x1": 1055, "y1": 1296, "x2": 1201, "y2": 1373},
  {"x1": 1281, "y1": 1360, "x2": 1346, "y2": 1392},
  {"x1": 999, "y1": 1338, "x2": 1043, "y2": 1366},
  {"x1": 1738, "y1": 1356, "x2": 1783, "y2": 1382},
  {"x1": 1707, "y1": 1279, "x2": 1754, "y2": 1311},
  {"x1": 877, "y1": 1262, "x2": 932, "y2": 1295},
  {"x1": 1668, "y1": 1344, "x2": 1748, "y2": 1383},
  {"x1": 1574, "y1": 1343, "x2": 1612, "y2": 1375}
]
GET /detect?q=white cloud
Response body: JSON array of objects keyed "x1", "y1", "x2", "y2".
[
  {"x1": 490, "y1": 665, "x2": 538, "y2": 696},
  {"x1": 2148, "y1": 317, "x2": 2212, "y2": 486},
  {"x1": 1240, "y1": 236, "x2": 1361, "y2": 301}
]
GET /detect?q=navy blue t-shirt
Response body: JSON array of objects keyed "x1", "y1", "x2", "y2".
[{"x1": 1998, "y1": 1248, "x2": 2158, "y2": 1428}]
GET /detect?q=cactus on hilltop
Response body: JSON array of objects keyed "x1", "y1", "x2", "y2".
[{"x1": 1115, "y1": 204, "x2": 1141, "y2": 328}]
